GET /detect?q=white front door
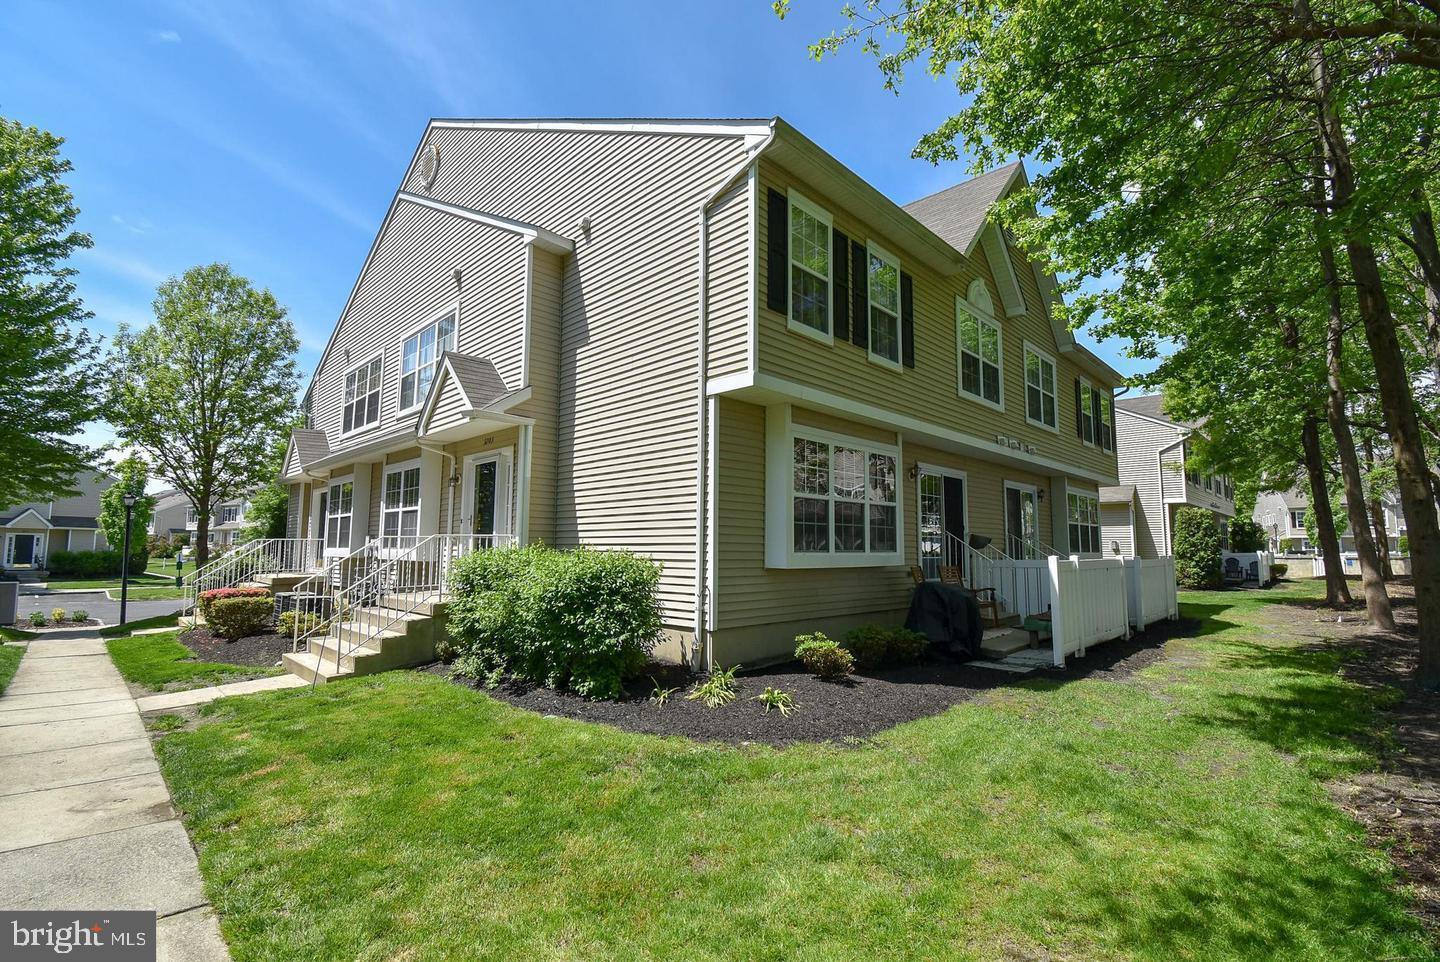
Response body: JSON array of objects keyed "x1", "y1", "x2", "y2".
[{"x1": 461, "y1": 451, "x2": 512, "y2": 540}]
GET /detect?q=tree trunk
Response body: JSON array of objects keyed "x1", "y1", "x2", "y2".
[
  {"x1": 1302, "y1": 414, "x2": 1353, "y2": 607},
  {"x1": 1312, "y1": 168, "x2": 1395, "y2": 629},
  {"x1": 194, "y1": 489, "x2": 211, "y2": 570},
  {"x1": 1305, "y1": 26, "x2": 1440, "y2": 685},
  {"x1": 1408, "y1": 186, "x2": 1440, "y2": 386},
  {"x1": 1361, "y1": 437, "x2": 1395, "y2": 579}
]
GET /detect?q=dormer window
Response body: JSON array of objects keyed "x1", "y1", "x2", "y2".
[{"x1": 399, "y1": 309, "x2": 457, "y2": 412}]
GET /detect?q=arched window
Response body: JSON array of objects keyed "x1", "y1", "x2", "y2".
[{"x1": 956, "y1": 280, "x2": 1003, "y2": 407}]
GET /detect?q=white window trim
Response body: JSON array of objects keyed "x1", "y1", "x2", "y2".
[
  {"x1": 915, "y1": 464, "x2": 968, "y2": 581},
  {"x1": 1067, "y1": 489, "x2": 1102, "y2": 557},
  {"x1": 1098, "y1": 386, "x2": 1114, "y2": 452},
  {"x1": 785, "y1": 189, "x2": 834, "y2": 345},
  {"x1": 397, "y1": 303, "x2": 460, "y2": 416},
  {"x1": 1023, "y1": 341, "x2": 1060, "y2": 433},
  {"x1": 322, "y1": 475, "x2": 355, "y2": 558},
  {"x1": 865, "y1": 239, "x2": 903, "y2": 371},
  {"x1": 339, "y1": 350, "x2": 384, "y2": 439},
  {"x1": 764, "y1": 405, "x2": 904, "y2": 569},
  {"x1": 1078, "y1": 375, "x2": 1096, "y2": 446},
  {"x1": 1003, "y1": 481, "x2": 1040, "y2": 558},
  {"x1": 955, "y1": 291, "x2": 1004, "y2": 413},
  {"x1": 379, "y1": 458, "x2": 423, "y2": 551}
]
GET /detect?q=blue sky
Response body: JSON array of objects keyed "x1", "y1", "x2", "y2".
[{"x1": 4, "y1": 0, "x2": 1142, "y2": 459}]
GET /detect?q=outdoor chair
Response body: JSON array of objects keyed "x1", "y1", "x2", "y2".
[
  {"x1": 941, "y1": 565, "x2": 1002, "y2": 629},
  {"x1": 1223, "y1": 557, "x2": 1245, "y2": 584},
  {"x1": 909, "y1": 565, "x2": 926, "y2": 586}
]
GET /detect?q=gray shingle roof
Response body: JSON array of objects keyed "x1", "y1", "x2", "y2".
[
  {"x1": 444, "y1": 352, "x2": 509, "y2": 408},
  {"x1": 291, "y1": 429, "x2": 332, "y2": 467},
  {"x1": 902, "y1": 162, "x2": 1023, "y2": 256},
  {"x1": 49, "y1": 515, "x2": 99, "y2": 529},
  {"x1": 1116, "y1": 393, "x2": 1204, "y2": 429}
]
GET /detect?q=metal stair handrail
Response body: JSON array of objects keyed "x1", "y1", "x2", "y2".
[
  {"x1": 286, "y1": 539, "x2": 376, "y2": 654},
  {"x1": 183, "y1": 537, "x2": 323, "y2": 614}
]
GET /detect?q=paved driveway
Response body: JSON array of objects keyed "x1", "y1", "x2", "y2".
[{"x1": 16, "y1": 590, "x2": 184, "y2": 628}]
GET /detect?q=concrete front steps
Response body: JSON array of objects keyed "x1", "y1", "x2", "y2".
[{"x1": 281, "y1": 595, "x2": 447, "y2": 684}]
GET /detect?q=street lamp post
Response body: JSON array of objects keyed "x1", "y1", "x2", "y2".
[{"x1": 120, "y1": 493, "x2": 136, "y2": 628}]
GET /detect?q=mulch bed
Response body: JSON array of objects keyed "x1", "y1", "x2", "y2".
[
  {"x1": 432, "y1": 616, "x2": 1194, "y2": 748},
  {"x1": 1290, "y1": 580, "x2": 1440, "y2": 940},
  {"x1": 10, "y1": 619, "x2": 102, "y2": 631},
  {"x1": 179, "y1": 626, "x2": 293, "y2": 668}
]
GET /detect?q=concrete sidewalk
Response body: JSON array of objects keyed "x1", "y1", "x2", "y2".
[{"x1": 0, "y1": 631, "x2": 230, "y2": 961}]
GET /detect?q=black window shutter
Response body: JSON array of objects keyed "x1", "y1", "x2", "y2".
[
  {"x1": 900, "y1": 271, "x2": 915, "y2": 368},
  {"x1": 1074, "y1": 379, "x2": 1084, "y2": 439},
  {"x1": 850, "y1": 240, "x2": 868, "y2": 348},
  {"x1": 766, "y1": 189, "x2": 788, "y2": 314},
  {"x1": 833, "y1": 229, "x2": 851, "y2": 342}
]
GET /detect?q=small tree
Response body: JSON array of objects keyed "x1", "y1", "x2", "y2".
[
  {"x1": 239, "y1": 483, "x2": 288, "y2": 542},
  {"x1": 1227, "y1": 518, "x2": 1267, "y2": 553},
  {"x1": 98, "y1": 456, "x2": 154, "y2": 564},
  {"x1": 1174, "y1": 507, "x2": 1223, "y2": 590},
  {"x1": 105, "y1": 264, "x2": 299, "y2": 568}
]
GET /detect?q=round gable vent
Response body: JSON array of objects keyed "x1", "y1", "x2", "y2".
[{"x1": 417, "y1": 143, "x2": 440, "y2": 189}]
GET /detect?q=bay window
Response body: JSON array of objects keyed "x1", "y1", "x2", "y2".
[
  {"x1": 399, "y1": 310, "x2": 457, "y2": 412},
  {"x1": 785, "y1": 428, "x2": 899, "y2": 564}
]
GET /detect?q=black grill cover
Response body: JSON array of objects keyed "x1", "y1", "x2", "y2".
[{"x1": 904, "y1": 582, "x2": 984, "y2": 658}]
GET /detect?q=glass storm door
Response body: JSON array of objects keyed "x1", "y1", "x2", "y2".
[
  {"x1": 918, "y1": 472, "x2": 965, "y2": 579},
  {"x1": 471, "y1": 461, "x2": 498, "y2": 536},
  {"x1": 1005, "y1": 486, "x2": 1038, "y2": 559}
]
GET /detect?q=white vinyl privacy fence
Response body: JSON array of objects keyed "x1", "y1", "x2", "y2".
[
  {"x1": 1124, "y1": 556, "x2": 1180, "y2": 632},
  {"x1": 1221, "y1": 550, "x2": 1275, "y2": 585},
  {"x1": 1047, "y1": 556, "x2": 1132, "y2": 666}
]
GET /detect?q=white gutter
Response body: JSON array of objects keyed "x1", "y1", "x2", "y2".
[{"x1": 694, "y1": 125, "x2": 777, "y2": 672}]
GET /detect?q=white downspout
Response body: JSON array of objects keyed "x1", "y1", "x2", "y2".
[{"x1": 694, "y1": 125, "x2": 776, "y2": 672}]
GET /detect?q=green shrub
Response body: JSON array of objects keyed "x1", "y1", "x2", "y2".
[
  {"x1": 686, "y1": 664, "x2": 739, "y2": 708},
  {"x1": 277, "y1": 609, "x2": 322, "y2": 638},
  {"x1": 1227, "y1": 518, "x2": 1267, "y2": 552},
  {"x1": 795, "y1": 632, "x2": 854, "y2": 681},
  {"x1": 46, "y1": 549, "x2": 148, "y2": 579},
  {"x1": 50, "y1": 607, "x2": 66, "y2": 624},
  {"x1": 842, "y1": 624, "x2": 930, "y2": 669},
  {"x1": 71, "y1": 609, "x2": 89, "y2": 622},
  {"x1": 755, "y1": 686, "x2": 795, "y2": 716},
  {"x1": 445, "y1": 544, "x2": 663, "y2": 699},
  {"x1": 198, "y1": 586, "x2": 271, "y2": 619},
  {"x1": 1270, "y1": 562, "x2": 1288, "y2": 579},
  {"x1": 27, "y1": 611, "x2": 46, "y2": 627},
  {"x1": 1174, "y1": 507, "x2": 1223, "y2": 589},
  {"x1": 207, "y1": 596, "x2": 273, "y2": 640},
  {"x1": 1398, "y1": 535, "x2": 1409, "y2": 555}
]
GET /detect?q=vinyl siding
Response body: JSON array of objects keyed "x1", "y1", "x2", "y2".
[
  {"x1": 712, "y1": 396, "x2": 1061, "y2": 663},
  {"x1": 285, "y1": 485, "x2": 302, "y2": 539},
  {"x1": 755, "y1": 159, "x2": 1119, "y2": 485},
  {"x1": 414, "y1": 125, "x2": 753, "y2": 630},
  {"x1": 426, "y1": 374, "x2": 472, "y2": 433},
  {"x1": 508, "y1": 247, "x2": 563, "y2": 546},
  {"x1": 1114, "y1": 410, "x2": 1181, "y2": 558},
  {"x1": 705, "y1": 175, "x2": 752, "y2": 380},
  {"x1": 1100, "y1": 502, "x2": 1134, "y2": 557},
  {"x1": 308, "y1": 202, "x2": 528, "y2": 457},
  {"x1": 49, "y1": 471, "x2": 109, "y2": 521}
]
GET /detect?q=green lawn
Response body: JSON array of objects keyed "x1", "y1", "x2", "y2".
[
  {"x1": 99, "y1": 613, "x2": 181, "y2": 638},
  {"x1": 106, "y1": 630, "x2": 279, "y2": 692},
  {"x1": 0, "y1": 644, "x2": 23, "y2": 694},
  {"x1": 0, "y1": 626, "x2": 38, "y2": 643},
  {"x1": 105, "y1": 586, "x2": 187, "y2": 601},
  {"x1": 154, "y1": 580, "x2": 1433, "y2": 961}
]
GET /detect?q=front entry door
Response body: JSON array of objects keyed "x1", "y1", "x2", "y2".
[
  {"x1": 1005, "y1": 485, "x2": 1038, "y2": 559},
  {"x1": 462, "y1": 452, "x2": 512, "y2": 541},
  {"x1": 11, "y1": 535, "x2": 35, "y2": 566},
  {"x1": 918, "y1": 471, "x2": 966, "y2": 579}
]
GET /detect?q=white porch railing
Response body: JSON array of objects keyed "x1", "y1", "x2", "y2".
[
  {"x1": 1047, "y1": 555, "x2": 1131, "y2": 666},
  {"x1": 290, "y1": 533, "x2": 516, "y2": 682},
  {"x1": 1124, "y1": 556, "x2": 1179, "y2": 632},
  {"x1": 183, "y1": 537, "x2": 322, "y2": 614}
]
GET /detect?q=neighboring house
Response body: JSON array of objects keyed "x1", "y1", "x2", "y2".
[
  {"x1": 187, "y1": 491, "x2": 255, "y2": 547},
  {"x1": 0, "y1": 467, "x2": 114, "y2": 569},
  {"x1": 1103, "y1": 394, "x2": 1235, "y2": 558},
  {"x1": 150, "y1": 489, "x2": 191, "y2": 540},
  {"x1": 1254, "y1": 486, "x2": 1408, "y2": 554},
  {"x1": 278, "y1": 116, "x2": 1123, "y2": 668}
]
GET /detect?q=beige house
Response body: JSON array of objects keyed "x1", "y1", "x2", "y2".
[
  {"x1": 260, "y1": 117, "x2": 1124, "y2": 675},
  {"x1": 1, "y1": 468, "x2": 114, "y2": 570},
  {"x1": 187, "y1": 491, "x2": 254, "y2": 547},
  {"x1": 1104, "y1": 394, "x2": 1235, "y2": 559}
]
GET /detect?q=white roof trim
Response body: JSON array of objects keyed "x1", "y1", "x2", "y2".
[
  {"x1": 979, "y1": 223, "x2": 1027, "y2": 317},
  {"x1": 396, "y1": 192, "x2": 575, "y2": 255},
  {"x1": 1116, "y1": 404, "x2": 1189, "y2": 435},
  {"x1": 428, "y1": 118, "x2": 774, "y2": 138},
  {"x1": 414, "y1": 355, "x2": 479, "y2": 433},
  {"x1": 4, "y1": 508, "x2": 52, "y2": 529}
]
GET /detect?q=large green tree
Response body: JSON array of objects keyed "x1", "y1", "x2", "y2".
[
  {"x1": 788, "y1": 0, "x2": 1440, "y2": 685},
  {"x1": 98, "y1": 455, "x2": 154, "y2": 559},
  {"x1": 0, "y1": 118, "x2": 99, "y2": 506},
  {"x1": 106, "y1": 264, "x2": 300, "y2": 568}
]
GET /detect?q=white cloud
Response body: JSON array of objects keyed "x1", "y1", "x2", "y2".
[
  {"x1": 111, "y1": 214, "x2": 153, "y2": 236},
  {"x1": 156, "y1": 29, "x2": 181, "y2": 42},
  {"x1": 78, "y1": 248, "x2": 169, "y2": 288}
]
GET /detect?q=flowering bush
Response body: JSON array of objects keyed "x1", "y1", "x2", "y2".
[
  {"x1": 207, "y1": 597, "x2": 273, "y2": 640},
  {"x1": 198, "y1": 586, "x2": 271, "y2": 619}
]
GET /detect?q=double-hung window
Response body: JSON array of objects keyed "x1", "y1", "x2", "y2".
[
  {"x1": 788, "y1": 193, "x2": 832, "y2": 338},
  {"x1": 1079, "y1": 377, "x2": 1096, "y2": 444},
  {"x1": 221, "y1": 506, "x2": 239, "y2": 524},
  {"x1": 324, "y1": 480, "x2": 353, "y2": 552},
  {"x1": 343, "y1": 355, "x2": 381, "y2": 435},
  {"x1": 381, "y1": 463, "x2": 421, "y2": 547},
  {"x1": 957, "y1": 286, "x2": 1002, "y2": 407},
  {"x1": 791, "y1": 432, "x2": 898, "y2": 560},
  {"x1": 1068, "y1": 492, "x2": 1100, "y2": 554},
  {"x1": 1098, "y1": 390, "x2": 1114, "y2": 451},
  {"x1": 399, "y1": 310, "x2": 457, "y2": 412},
  {"x1": 867, "y1": 244, "x2": 901, "y2": 366},
  {"x1": 1024, "y1": 344, "x2": 1058, "y2": 429}
]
